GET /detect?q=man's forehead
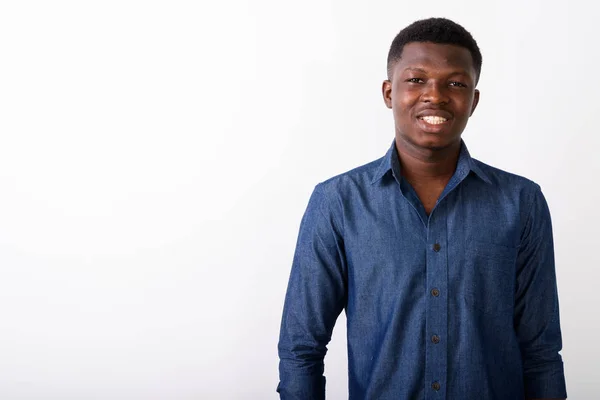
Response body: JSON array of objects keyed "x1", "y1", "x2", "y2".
[
  {"x1": 401, "y1": 42, "x2": 472, "y2": 62},
  {"x1": 395, "y1": 42, "x2": 476, "y2": 75}
]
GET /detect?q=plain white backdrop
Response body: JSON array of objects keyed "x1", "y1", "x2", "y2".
[{"x1": 0, "y1": 1, "x2": 598, "y2": 399}]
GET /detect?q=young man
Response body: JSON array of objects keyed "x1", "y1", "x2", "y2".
[{"x1": 277, "y1": 18, "x2": 567, "y2": 400}]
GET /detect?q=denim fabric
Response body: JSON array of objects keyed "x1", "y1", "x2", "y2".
[{"x1": 277, "y1": 140, "x2": 566, "y2": 400}]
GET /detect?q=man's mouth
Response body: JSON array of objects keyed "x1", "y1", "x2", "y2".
[{"x1": 418, "y1": 116, "x2": 448, "y2": 125}]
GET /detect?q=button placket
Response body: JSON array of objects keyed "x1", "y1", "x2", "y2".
[{"x1": 425, "y1": 204, "x2": 448, "y2": 400}]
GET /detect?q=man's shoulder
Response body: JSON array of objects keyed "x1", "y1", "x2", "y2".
[
  {"x1": 312, "y1": 153, "x2": 543, "y2": 200},
  {"x1": 315, "y1": 155, "x2": 384, "y2": 193},
  {"x1": 472, "y1": 158, "x2": 541, "y2": 193}
]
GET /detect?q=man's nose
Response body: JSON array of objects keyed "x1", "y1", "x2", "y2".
[{"x1": 422, "y1": 81, "x2": 449, "y2": 104}]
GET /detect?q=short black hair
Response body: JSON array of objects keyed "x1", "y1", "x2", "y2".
[{"x1": 387, "y1": 18, "x2": 482, "y2": 83}]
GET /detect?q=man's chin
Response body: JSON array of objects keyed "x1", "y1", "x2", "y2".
[
  {"x1": 411, "y1": 136, "x2": 460, "y2": 152},
  {"x1": 395, "y1": 129, "x2": 462, "y2": 152}
]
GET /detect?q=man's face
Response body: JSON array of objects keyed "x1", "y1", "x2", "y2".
[{"x1": 383, "y1": 42, "x2": 480, "y2": 152}]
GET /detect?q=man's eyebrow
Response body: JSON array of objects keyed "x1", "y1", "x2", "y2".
[{"x1": 403, "y1": 67, "x2": 472, "y2": 77}]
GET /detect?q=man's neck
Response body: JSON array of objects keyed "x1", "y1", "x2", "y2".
[{"x1": 395, "y1": 137, "x2": 461, "y2": 184}]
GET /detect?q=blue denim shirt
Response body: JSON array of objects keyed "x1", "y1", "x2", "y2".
[{"x1": 277, "y1": 140, "x2": 566, "y2": 400}]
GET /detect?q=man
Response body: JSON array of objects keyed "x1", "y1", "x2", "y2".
[{"x1": 277, "y1": 18, "x2": 566, "y2": 400}]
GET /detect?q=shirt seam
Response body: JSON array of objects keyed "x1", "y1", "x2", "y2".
[
  {"x1": 519, "y1": 182, "x2": 541, "y2": 248},
  {"x1": 316, "y1": 182, "x2": 345, "y2": 240}
]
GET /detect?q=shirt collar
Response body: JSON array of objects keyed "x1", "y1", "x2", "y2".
[{"x1": 371, "y1": 139, "x2": 492, "y2": 185}]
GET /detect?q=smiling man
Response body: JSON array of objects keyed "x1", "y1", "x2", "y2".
[{"x1": 277, "y1": 18, "x2": 566, "y2": 400}]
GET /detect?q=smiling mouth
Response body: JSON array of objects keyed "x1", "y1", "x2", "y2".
[{"x1": 418, "y1": 116, "x2": 448, "y2": 125}]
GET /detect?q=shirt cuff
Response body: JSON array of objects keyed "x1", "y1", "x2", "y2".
[
  {"x1": 277, "y1": 375, "x2": 326, "y2": 400},
  {"x1": 524, "y1": 362, "x2": 567, "y2": 399}
]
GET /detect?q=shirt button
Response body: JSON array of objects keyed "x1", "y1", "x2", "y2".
[
  {"x1": 432, "y1": 335, "x2": 440, "y2": 344},
  {"x1": 433, "y1": 243, "x2": 441, "y2": 252},
  {"x1": 431, "y1": 288, "x2": 440, "y2": 297},
  {"x1": 432, "y1": 382, "x2": 441, "y2": 391}
]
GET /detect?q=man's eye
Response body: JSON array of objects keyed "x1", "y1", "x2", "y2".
[
  {"x1": 449, "y1": 81, "x2": 467, "y2": 87},
  {"x1": 406, "y1": 78, "x2": 423, "y2": 83}
]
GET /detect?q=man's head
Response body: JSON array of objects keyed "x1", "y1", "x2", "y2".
[
  {"x1": 383, "y1": 18, "x2": 482, "y2": 154},
  {"x1": 386, "y1": 18, "x2": 482, "y2": 83}
]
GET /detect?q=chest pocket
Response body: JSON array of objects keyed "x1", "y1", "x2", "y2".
[{"x1": 463, "y1": 240, "x2": 518, "y2": 316}]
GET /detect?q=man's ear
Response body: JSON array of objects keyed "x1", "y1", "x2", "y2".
[
  {"x1": 382, "y1": 80, "x2": 393, "y2": 109},
  {"x1": 470, "y1": 89, "x2": 480, "y2": 116}
]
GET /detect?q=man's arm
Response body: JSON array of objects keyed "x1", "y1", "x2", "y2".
[
  {"x1": 277, "y1": 183, "x2": 347, "y2": 400},
  {"x1": 515, "y1": 185, "x2": 567, "y2": 400}
]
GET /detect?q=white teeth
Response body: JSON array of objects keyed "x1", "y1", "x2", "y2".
[{"x1": 421, "y1": 116, "x2": 447, "y2": 125}]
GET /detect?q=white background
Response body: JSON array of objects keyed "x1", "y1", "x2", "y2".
[{"x1": 0, "y1": 1, "x2": 598, "y2": 399}]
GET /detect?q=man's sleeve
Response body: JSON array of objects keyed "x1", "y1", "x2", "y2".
[
  {"x1": 277, "y1": 183, "x2": 347, "y2": 400},
  {"x1": 514, "y1": 185, "x2": 567, "y2": 399}
]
